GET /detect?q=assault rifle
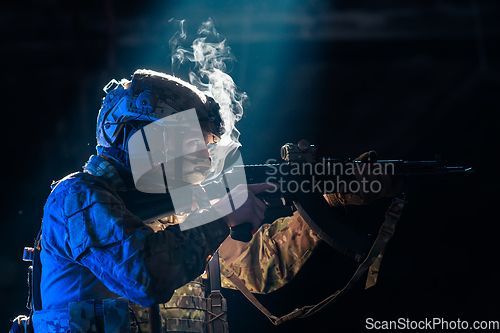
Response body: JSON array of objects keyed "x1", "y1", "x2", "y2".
[
  {"x1": 227, "y1": 140, "x2": 474, "y2": 257},
  {"x1": 230, "y1": 139, "x2": 474, "y2": 192},
  {"x1": 120, "y1": 139, "x2": 474, "y2": 262}
]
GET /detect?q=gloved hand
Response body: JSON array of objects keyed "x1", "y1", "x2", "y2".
[
  {"x1": 216, "y1": 183, "x2": 275, "y2": 232},
  {"x1": 324, "y1": 151, "x2": 403, "y2": 206}
]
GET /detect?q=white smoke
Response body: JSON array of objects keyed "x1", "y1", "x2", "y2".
[{"x1": 169, "y1": 18, "x2": 248, "y2": 182}]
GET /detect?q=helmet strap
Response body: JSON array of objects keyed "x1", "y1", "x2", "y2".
[{"x1": 98, "y1": 146, "x2": 127, "y2": 165}]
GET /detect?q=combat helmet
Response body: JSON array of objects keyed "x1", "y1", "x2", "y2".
[{"x1": 96, "y1": 69, "x2": 223, "y2": 165}]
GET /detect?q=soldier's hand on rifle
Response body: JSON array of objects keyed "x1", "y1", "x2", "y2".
[
  {"x1": 325, "y1": 151, "x2": 404, "y2": 206},
  {"x1": 217, "y1": 183, "x2": 276, "y2": 232}
]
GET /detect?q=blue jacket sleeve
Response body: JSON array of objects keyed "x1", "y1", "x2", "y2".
[{"x1": 63, "y1": 184, "x2": 229, "y2": 307}]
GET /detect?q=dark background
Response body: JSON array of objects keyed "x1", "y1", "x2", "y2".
[{"x1": 2, "y1": 0, "x2": 499, "y2": 331}]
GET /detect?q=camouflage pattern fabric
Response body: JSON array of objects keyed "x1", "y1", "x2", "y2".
[
  {"x1": 163, "y1": 277, "x2": 207, "y2": 333},
  {"x1": 128, "y1": 303, "x2": 150, "y2": 332},
  {"x1": 129, "y1": 208, "x2": 322, "y2": 332},
  {"x1": 31, "y1": 309, "x2": 70, "y2": 333},
  {"x1": 218, "y1": 211, "x2": 322, "y2": 294},
  {"x1": 129, "y1": 280, "x2": 228, "y2": 333},
  {"x1": 69, "y1": 299, "x2": 96, "y2": 333},
  {"x1": 68, "y1": 298, "x2": 130, "y2": 333},
  {"x1": 130, "y1": 277, "x2": 207, "y2": 333},
  {"x1": 365, "y1": 252, "x2": 384, "y2": 289},
  {"x1": 102, "y1": 298, "x2": 131, "y2": 333}
]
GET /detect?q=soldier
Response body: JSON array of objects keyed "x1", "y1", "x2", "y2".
[{"x1": 28, "y1": 69, "x2": 400, "y2": 333}]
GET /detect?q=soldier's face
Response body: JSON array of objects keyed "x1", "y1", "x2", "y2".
[
  {"x1": 159, "y1": 124, "x2": 211, "y2": 186},
  {"x1": 128, "y1": 117, "x2": 213, "y2": 190},
  {"x1": 164, "y1": 125, "x2": 209, "y2": 155}
]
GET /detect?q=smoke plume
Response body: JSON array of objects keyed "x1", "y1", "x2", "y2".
[{"x1": 169, "y1": 18, "x2": 248, "y2": 181}]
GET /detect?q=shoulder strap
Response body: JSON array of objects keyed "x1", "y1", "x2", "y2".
[{"x1": 207, "y1": 250, "x2": 228, "y2": 333}]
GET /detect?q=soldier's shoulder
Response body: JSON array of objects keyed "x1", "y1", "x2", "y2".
[
  {"x1": 46, "y1": 171, "x2": 119, "y2": 216},
  {"x1": 50, "y1": 171, "x2": 110, "y2": 196}
]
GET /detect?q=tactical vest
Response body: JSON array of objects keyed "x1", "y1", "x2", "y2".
[
  {"x1": 129, "y1": 276, "x2": 227, "y2": 333},
  {"x1": 19, "y1": 224, "x2": 228, "y2": 333}
]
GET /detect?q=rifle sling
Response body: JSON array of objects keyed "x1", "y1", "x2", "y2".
[
  {"x1": 224, "y1": 197, "x2": 405, "y2": 325},
  {"x1": 207, "y1": 250, "x2": 226, "y2": 333}
]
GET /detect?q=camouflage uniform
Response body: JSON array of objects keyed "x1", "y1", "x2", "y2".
[
  {"x1": 34, "y1": 154, "x2": 321, "y2": 332},
  {"x1": 218, "y1": 212, "x2": 320, "y2": 294}
]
